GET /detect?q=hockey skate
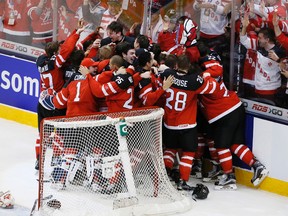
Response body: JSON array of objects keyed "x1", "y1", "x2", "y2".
[
  {"x1": 166, "y1": 168, "x2": 180, "y2": 185},
  {"x1": 35, "y1": 158, "x2": 39, "y2": 170},
  {"x1": 202, "y1": 162, "x2": 222, "y2": 182},
  {"x1": 214, "y1": 173, "x2": 237, "y2": 190},
  {"x1": 177, "y1": 179, "x2": 195, "y2": 191},
  {"x1": 251, "y1": 161, "x2": 269, "y2": 187},
  {"x1": 190, "y1": 160, "x2": 202, "y2": 179}
]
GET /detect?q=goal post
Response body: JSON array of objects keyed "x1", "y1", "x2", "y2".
[{"x1": 36, "y1": 107, "x2": 192, "y2": 216}]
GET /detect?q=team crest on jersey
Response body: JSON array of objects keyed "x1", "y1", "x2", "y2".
[{"x1": 40, "y1": 8, "x2": 52, "y2": 23}]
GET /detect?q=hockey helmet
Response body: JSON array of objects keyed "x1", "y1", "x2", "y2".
[{"x1": 192, "y1": 183, "x2": 209, "y2": 200}]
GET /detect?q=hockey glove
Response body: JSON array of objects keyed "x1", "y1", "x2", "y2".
[
  {"x1": 114, "y1": 74, "x2": 134, "y2": 90},
  {"x1": 0, "y1": 191, "x2": 15, "y2": 208},
  {"x1": 39, "y1": 89, "x2": 56, "y2": 110}
]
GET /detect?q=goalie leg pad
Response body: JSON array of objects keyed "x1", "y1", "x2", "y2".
[{"x1": 101, "y1": 156, "x2": 120, "y2": 179}]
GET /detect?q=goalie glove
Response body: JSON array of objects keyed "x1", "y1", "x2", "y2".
[
  {"x1": 113, "y1": 74, "x2": 134, "y2": 90},
  {"x1": 39, "y1": 89, "x2": 56, "y2": 110},
  {"x1": 0, "y1": 191, "x2": 15, "y2": 209}
]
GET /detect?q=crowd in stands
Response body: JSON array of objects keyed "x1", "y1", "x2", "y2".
[{"x1": 4, "y1": 0, "x2": 287, "y2": 192}]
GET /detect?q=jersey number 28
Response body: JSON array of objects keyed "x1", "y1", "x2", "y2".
[{"x1": 166, "y1": 89, "x2": 187, "y2": 111}]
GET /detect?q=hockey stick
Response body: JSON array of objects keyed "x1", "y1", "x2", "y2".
[{"x1": 30, "y1": 195, "x2": 53, "y2": 216}]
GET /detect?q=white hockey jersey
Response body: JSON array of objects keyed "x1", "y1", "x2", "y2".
[
  {"x1": 240, "y1": 34, "x2": 282, "y2": 93},
  {"x1": 193, "y1": 0, "x2": 230, "y2": 37}
]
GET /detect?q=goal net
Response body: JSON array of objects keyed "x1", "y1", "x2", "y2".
[{"x1": 36, "y1": 107, "x2": 192, "y2": 216}]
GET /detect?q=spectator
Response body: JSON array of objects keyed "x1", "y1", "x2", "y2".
[
  {"x1": 272, "y1": 11, "x2": 288, "y2": 52},
  {"x1": 141, "y1": 0, "x2": 164, "y2": 43},
  {"x1": 1, "y1": 0, "x2": 31, "y2": 45},
  {"x1": 158, "y1": 9, "x2": 200, "y2": 63},
  {"x1": 82, "y1": 0, "x2": 106, "y2": 30},
  {"x1": 100, "y1": 0, "x2": 133, "y2": 38},
  {"x1": 158, "y1": 9, "x2": 186, "y2": 57},
  {"x1": 57, "y1": 4, "x2": 79, "y2": 42},
  {"x1": 28, "y1": 0, "x2": 53, "y2": 48},
  {"x1": 240, "y1": 13, "x2": 286, "y2": 104},
  {"x1": 193, "y1": 0, "x2": 231, "y2": 54}
]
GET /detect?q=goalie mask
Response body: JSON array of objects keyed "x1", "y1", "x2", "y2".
[{"x1": 192, "y1": 184, "x2": 209, "y2": 200}]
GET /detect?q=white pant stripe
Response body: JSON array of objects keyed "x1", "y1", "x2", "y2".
[{"x1": 219, "y1": 156, "x2": 232, "y2": 163}]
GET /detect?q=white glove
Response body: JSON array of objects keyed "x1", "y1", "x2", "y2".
[{"x1": 0, "y1": 191, "x2": 15, "y2": 208}]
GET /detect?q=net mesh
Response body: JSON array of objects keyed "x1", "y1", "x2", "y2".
[{"x1": 37, "y1": 107, "x2": 191, "y2": 216}]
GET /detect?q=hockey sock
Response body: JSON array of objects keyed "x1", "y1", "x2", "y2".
[
  {"x1": 35, "y1": 135, "x2": 40, "y2": 159},
  {"x1": 195, "y1": 134, "x2": 206, "y2": 159},
  {"x1": 179, "y1": 152, "x2": 195, "y2": 181},
  {"x1": 230, "y1": 144, "x2": 255, "y2": 166},
  {"x1": 207, "y1": 139, "x2": 219, "y2": 162},
  {"x1": 217, "y1": 148, "x2": 233, "y2": 173},
  {"x1": 52, "y1": 133, "x2": 64, "y2": 156},
  {"x1": 163, "y1": 149, "x2": 177, "y2": 169},
  {"x1": 130, "y1": 148, "x2": 145, "y2": 169},
  {"x1": 109, "y1": 162, "x2": 122, "y2": 185}
]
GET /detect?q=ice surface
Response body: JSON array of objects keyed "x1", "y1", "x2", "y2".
[{"x1": 0, "y1": 118, "x2": 287, "y2": 216}]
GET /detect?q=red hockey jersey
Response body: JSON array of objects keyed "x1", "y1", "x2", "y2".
[
  {"x1": 53, "y1": 75, "x2": 98, "y2": 116},
  {"x1": 105, "y1": 73, "x2": 134, "y2": 112},
  {"x1": 37, "y1": 30, "x2": 80, "y2": 92},
  {"x1": 2, "y1": 0, "x2": 31, "y2": 36},
  {"x1": 58, "y1": 8, "x2": 79, "y2": 42},
  {"x1": 28, "y1": 0, "x2": 53, "y2": 44},
  {"x1": 161, "y1": 69, "x2": 218, "y2": 129},
  {"x1": 87, "y1": 72, "x2": 133, "y2": 112},
  {"x1": 157, "y1": 25, "x2": 185, "y2": 55},
  {"x1": 199, "y1": 80, "x2": 242, "y2": 124},
  {"x1": 134, "y1": 71, "x2": 165, "y2": 108}
]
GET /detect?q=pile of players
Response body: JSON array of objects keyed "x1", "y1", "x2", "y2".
[{"x1": 35, "y1": 10, "x2": 270, "y2": 194}]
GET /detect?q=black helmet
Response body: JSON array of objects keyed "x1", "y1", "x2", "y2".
[{"x1": 192, "y1": 183, "x2": 209, "y2": 200}]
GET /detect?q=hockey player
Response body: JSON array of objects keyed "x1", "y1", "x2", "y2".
[
  {"x1": 134, "y1": 51, "x2": 174, "y2": 108},
  {"x1": 198, "y1": 71, "x2": 269, "y2": 190},
  {"x1": 39, "y1": 57, "x2": 134, "y2": 115},
  {"x1": 35, "y1": 21, "x2": 86, "y2": 170},
  {"x1": 84, "y1": 55, "x2": 135, "y2": 112},
  {"x1": 161, "y1": 54, "x2": 219, "y2": 190},
  {"x1": 101, "y1": 21, "x2": 135, "y2": 47},
  {"x1": 193, "y1": 43, "x2": 226, "y2": 182}
]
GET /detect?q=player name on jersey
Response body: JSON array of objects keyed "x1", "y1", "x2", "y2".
[{"x1": 241, "y1": 98, "x2": 288, "y2": 124}]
